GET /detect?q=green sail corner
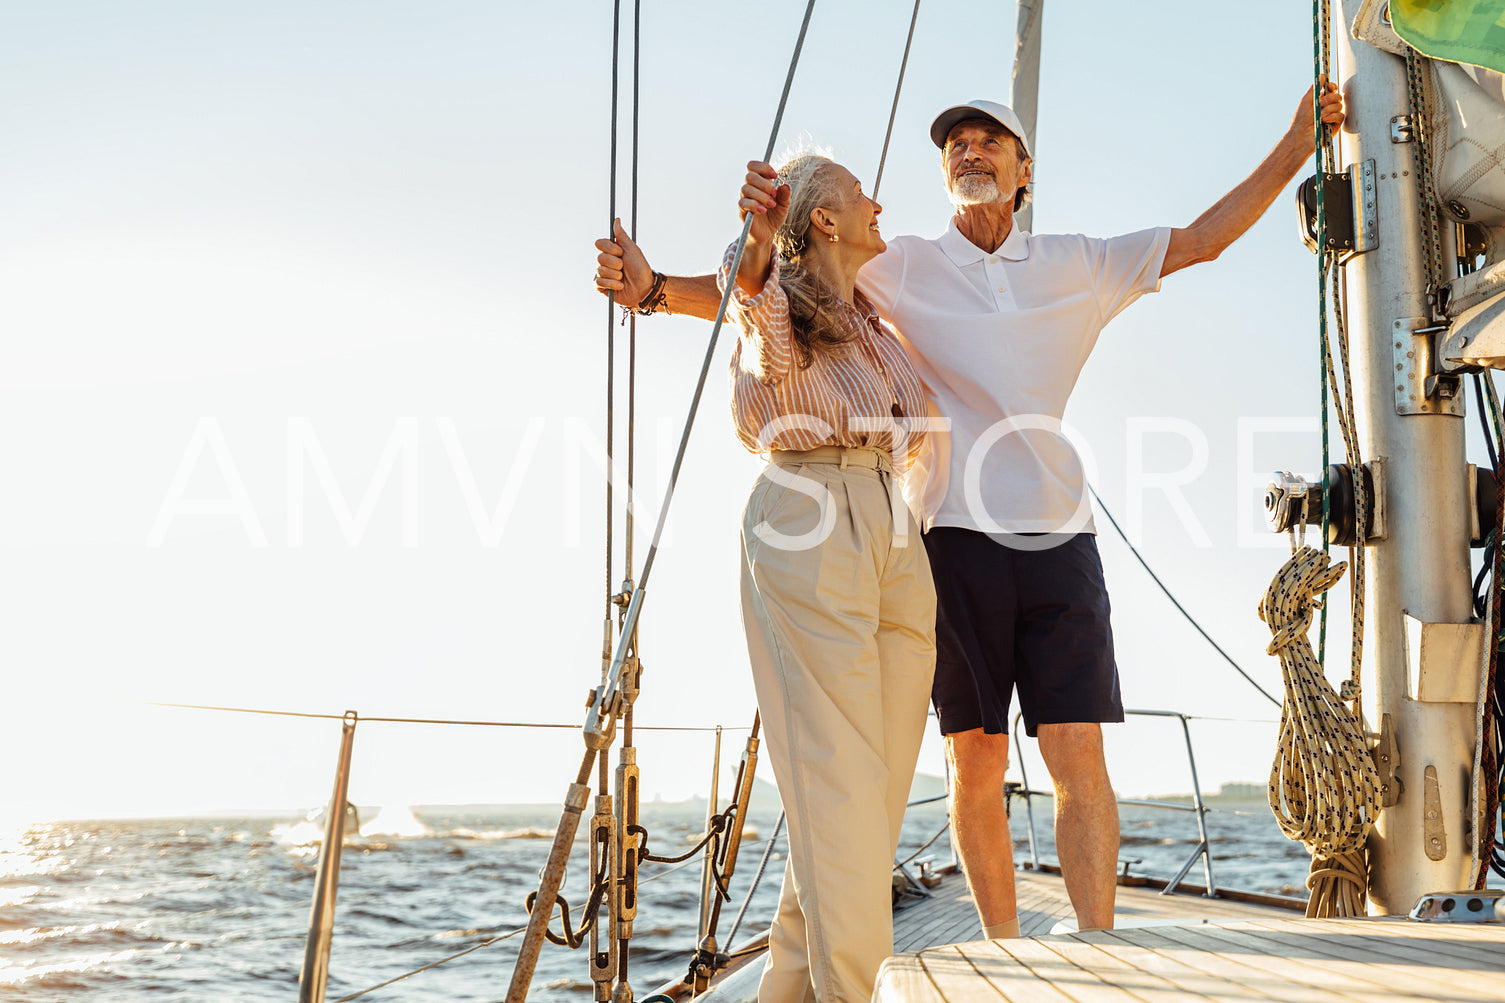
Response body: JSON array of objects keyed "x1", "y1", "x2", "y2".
[{"x1": 1391, "y1": 0, "x2": 1505, "y2": 75}]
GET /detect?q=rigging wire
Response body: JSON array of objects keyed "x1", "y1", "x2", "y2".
[
  {"x1": 871, "y1": 0, "x2": 922, "y2": 201},
  {"x1": 605, "y1": 0, "x2": 623, "y2": 621},
  {"x1": 328, "y1": 846, "x2": 709, "y2": 1003},
  {"x1": 135, "y1": 701, "x2": 745, "y2": 732},
  {"x1": 896, "y1": 819, "x2": 951, "y2": 868},
  {"x1": 1087, "y1": 485, "x2": 1280, "y2": 708},
  {"x1": 633, "y1": 0, "x2": 818, "y2": 595},
  {"x1": 625, "y1": 0, "x2": 642, "y2": 581},
  {"x1": 725, "y1": 810, "x2": 784, "y2": 948}
]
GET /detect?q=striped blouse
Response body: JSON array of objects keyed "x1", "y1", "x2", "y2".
[{"x1": 717, "y1": 243, "x2": 929, "y2": 470}]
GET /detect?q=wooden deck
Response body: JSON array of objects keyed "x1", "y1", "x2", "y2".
[
  {"x1": 879, "y1": 913, "x2": 1505, "y2": 1002},
  {"x1": 894, "y1": 868, "x2": 1300, "y2": 952},
  {"x1": 699, "y1": 864, "x2": 1500, "y2": 1003}
]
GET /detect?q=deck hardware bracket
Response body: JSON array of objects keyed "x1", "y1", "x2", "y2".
[
  {"x1": 1425, "y1": 373, "x2": 1462, "y2": 400},
  {"x1": 1403, "y1": 614, "x2": 1486, "y2": 703},
  {"x1": 1374, "y1": 713, "x2": 1401, "y2": 807},
  {"x1": 1423, "y1": 765, "x2": 1447, "y2": 861},
  {"x1": 1391, "y1": 114, "x2": 1415, "y2": 143},
  {"x1": 1353, "y1": 159, "x2": 1378, "y2": 253},
  {"x1": 1394, "y1": 317, "x2": 1466, "y2": 416},
  {"x1": 1409, "y1": 888, "x2": 1505, "y2": 922},
  {"x1": 1369, "y1": 456, "x2": 1388, "y2": 541},
  {"x1": 1297, "y1": 168, "x2": 1370, "y2": 253}
]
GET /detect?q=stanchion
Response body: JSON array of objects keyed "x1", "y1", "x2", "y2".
[{"x1": 298, "y1": 710, "x2": 358, "y2": 1003}]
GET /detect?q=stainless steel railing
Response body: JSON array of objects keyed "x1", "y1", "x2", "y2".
[
  {"x1": 1008, "y1": 708, "x2": 1218, "y2": 897},
  {"x1": 299, "y1": 710, "x2": 359, "y2": 1003}
]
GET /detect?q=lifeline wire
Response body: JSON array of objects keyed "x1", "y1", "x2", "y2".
[
  {"x1": 331, "y1": 848, "x2": 705, "y2": 1003},
  {"x1": 1088, "y1": 485, "x2": 1280, "y2": 708},
  {"x1": 136, "y1": 701, "x2": 743, "y2": 732}
]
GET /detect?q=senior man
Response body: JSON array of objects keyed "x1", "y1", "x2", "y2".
[{"x1": 597, "y1": 83, "x2": 1343, "y2": 939}]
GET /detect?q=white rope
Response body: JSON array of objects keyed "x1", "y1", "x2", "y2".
[{"x1": 1259, "y1": 546, "x2": 1382, "y2": 917}]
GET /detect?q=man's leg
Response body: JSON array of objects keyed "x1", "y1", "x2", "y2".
[
  {"x1": 945, "y1": 727, "x2": 1019, "y2": 937},
  {"x1": 1036, "y1": 722, "x2": 1116, "y2": 930}
]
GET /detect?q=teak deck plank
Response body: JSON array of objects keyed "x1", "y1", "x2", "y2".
[
  {"x1": 994, "y1": 935, "x2": 1211, "y2": 1003},
  {"x1": 1138, "y1": 922, "x2": 1393, "y2": 1003},
  {"x1": 876, "y1": 888, "x2": 1505, "y2": 1003},
  {"x1": 1097, "y1": 925, "x2": 1431, "y2": 1003},
  {"x1": 921, "y1": 944, "x2": 1076, "y2": 1003},
  {"x1": 1225, "y1": 919, "x2": 1505, "y2": 997},
  {"x1": 979, "y1": 938, "x2": 1166, "y2": 1003}
]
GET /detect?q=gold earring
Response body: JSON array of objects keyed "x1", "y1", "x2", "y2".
[{"x1": 829, "y1": 230, "x2": 839, "y2": 243}]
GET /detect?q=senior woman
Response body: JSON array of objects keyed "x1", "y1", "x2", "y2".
[
  {"x1": 728, "y1": 152, "x2": 936, "y2": 1003},
  {"x1": 603, "y1": 154, "x2": 936, "y2": 1001}
]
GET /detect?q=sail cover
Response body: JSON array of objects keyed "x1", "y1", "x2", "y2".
[{"x1": 1391, "y1": 0, "x2": 1505, "y2": 76}]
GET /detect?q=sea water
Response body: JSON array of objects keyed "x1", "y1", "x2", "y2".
[{"x1": 0, "y1": 799, "x2": 1335, "y2": 1001}]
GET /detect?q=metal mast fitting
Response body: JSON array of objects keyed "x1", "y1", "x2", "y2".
[
  {"x1": 1265, "y1": 463, "x2": 1386, "y2": 546},
  {"x1": 1296, "y1": 161, "x2": 1378, "y2": 257}
]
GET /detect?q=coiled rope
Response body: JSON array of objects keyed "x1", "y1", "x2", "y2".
[{"x1": 1260, "y1": 546, "x2": 1382, "y2": 917}]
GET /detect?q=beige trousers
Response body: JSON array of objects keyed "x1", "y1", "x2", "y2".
[{"x1": 738, "y1": 447, "x2": 936, "y2": 1003}]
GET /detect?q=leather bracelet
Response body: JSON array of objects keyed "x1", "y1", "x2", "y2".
[{"x1": 635, "y1": 271, "x2": 669, "y2": 315}]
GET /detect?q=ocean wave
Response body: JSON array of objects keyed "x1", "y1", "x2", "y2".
[
  {"x1": 449, "y1": 826, "x2": 555, "y2": 840},
  {"x1": 0, "y1": 945, "x2": 176, "y2": 987},
  {"x1": 0, "y1": 923, "x2": 189, "y2": 952}
]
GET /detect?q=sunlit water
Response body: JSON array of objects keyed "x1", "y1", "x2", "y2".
[{"x1": 0, "y1": 799, "x2": 1323, "y2": 1001}]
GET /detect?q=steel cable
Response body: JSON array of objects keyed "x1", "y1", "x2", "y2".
[
  {"x1": 1088, "y1": 485, "x2": 1280, "y2": 708},
  {"x1": 137, "y1": 701, "x2": 744, "y2": 732},
  {"x1": 633, "y1": 0, "x2": 818, "y2": 595},
  {"x1": 872, "y1": 0, "x2": 921, "y2": 201}
]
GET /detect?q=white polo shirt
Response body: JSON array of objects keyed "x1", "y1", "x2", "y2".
[{"x1": 857, "y1": 220, "x2": 1170, "y2": 534}]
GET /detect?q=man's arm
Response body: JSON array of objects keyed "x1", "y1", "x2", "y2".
[
  {"x1": 1161, "y1": 82, "x2": 1344, "y2": 277},
  {"x1": 594, "y1": 219, "x2": 725, "y2": 321}
]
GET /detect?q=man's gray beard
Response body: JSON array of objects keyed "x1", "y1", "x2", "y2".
[{"x1": 947, "y1": 173, "x2": 1010, "y2": 208}]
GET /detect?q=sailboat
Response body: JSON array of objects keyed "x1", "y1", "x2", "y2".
[{"x1": 275, "y1": 1, "x2": 1505, "y2": 1001}]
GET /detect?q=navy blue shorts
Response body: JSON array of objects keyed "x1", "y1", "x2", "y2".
[{"x1": 922, "y1": 527, "x2": 1123, "y2": 738}]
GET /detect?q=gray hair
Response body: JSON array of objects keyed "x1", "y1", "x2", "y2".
[{"x1": 768, "y1": 153, "x2": 860, "y2": 369}]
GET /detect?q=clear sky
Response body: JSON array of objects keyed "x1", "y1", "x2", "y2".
[{"x1": 4, "y1": 1, "x2": 1485, "y2": 822}]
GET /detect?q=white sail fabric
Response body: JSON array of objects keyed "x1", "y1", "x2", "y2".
[
  {"x1": 1430, "y1": 58, "x2": 1505, "y2": 228},
  {"x1": 1354, "y1": 0, "x2": 1505, "y2": 232}
]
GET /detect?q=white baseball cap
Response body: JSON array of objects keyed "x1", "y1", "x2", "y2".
[{"x1": 929, "y1": 100, "x2": 1030, "y2": 158}]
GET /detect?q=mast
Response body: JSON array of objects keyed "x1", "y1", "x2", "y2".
[
  {"x1": 1334, "y1": 1, "x2": 1483, "y2": 912},
  {"x1": 1010, "y1": 0, "x2": 1042, "y2": 233}
]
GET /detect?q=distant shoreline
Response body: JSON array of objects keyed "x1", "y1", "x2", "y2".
[{"x1": 25, "y1": 780, "x2": 1276, "y2": 826}]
